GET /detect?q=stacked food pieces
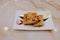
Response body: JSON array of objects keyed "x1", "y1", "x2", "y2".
[{"x1": 23, "y1": 12, "x2": 44, "y2": 27}]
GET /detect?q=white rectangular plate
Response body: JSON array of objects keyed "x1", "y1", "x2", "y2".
[{"x1": 13, "y1": 10, "x2": 55, "y2": 31}]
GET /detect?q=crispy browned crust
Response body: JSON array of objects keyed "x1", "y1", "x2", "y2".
[
  {"x1": 23, "y1": 12, "x2": 37, "y2": 25},
  {"x1": 23, "y1": 12, "x2": 44, "y2": 27}
]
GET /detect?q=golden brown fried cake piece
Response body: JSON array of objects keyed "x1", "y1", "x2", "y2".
[
  {"x1": 34, "y1": 15, "x2": 44, "y2": 27},
  {"x1": 23, "y1": 12, "x2": 38, "y2": 25}
]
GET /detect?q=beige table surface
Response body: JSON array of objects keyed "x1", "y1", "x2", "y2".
[{"x1": 0, "y1": 0, "x2": 60, "y2": 40}]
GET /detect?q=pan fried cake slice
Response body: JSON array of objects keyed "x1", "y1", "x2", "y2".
[
  {"x1": 23, "y1": 12, "x2": 38, "y2": 25},
  {"x1": 34, "y1": 15, "x2": 44, "y2": 27}
]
